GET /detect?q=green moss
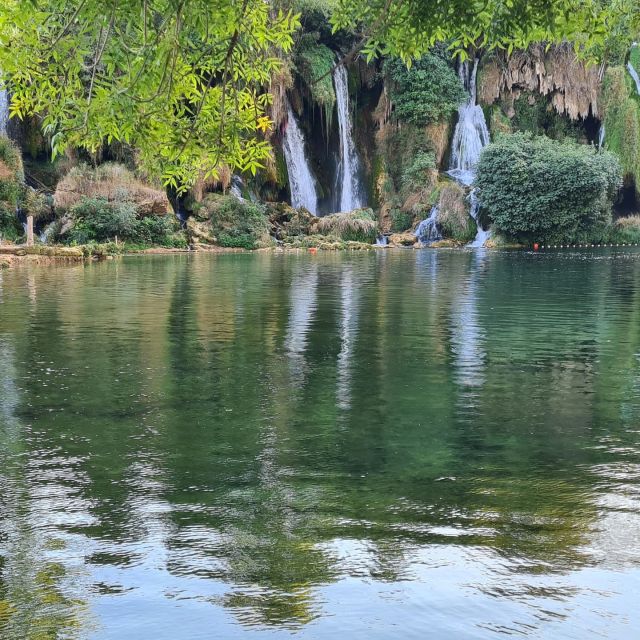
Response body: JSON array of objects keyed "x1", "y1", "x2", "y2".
[
  {"x1": 295, "y1": 33, "x2": 336, "y2": 123},
  {"x1": 602, "y1": 66, "x2": 640, "y2": 198}
]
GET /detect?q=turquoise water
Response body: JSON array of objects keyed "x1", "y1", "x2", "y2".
[{"x1": 0, "y1": 249, "x2": 639, "y2": 639}]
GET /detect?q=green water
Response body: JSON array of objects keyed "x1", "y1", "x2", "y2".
[{"x1": 1, "y1": 250, "x2": 639, "y2": 639}]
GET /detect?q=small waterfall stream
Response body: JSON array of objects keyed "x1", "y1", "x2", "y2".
[
  {"x1": 283, "y1": 101, "x2": 319, "y2": 215},
  {"x1": 415, "y1": 205, "x2": 441, "y2": 245},
  {"x1": 334, "y1": 65, "x2": 365, "y2": 212},
  {"x1": 0, "y1": 81, "x2": 9, "y2": 136},
  {"x1": 448, "y1": 58, "x2": 491, "y2": 247},
  {"x1": 628, "y1": 63, "x2": 640, "y2": 96}
]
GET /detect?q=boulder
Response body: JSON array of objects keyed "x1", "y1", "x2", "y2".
[{"x1": 389, "y1": 232, "x2": 417, "y2": 247}]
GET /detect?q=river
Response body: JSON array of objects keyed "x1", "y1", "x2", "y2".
[{"x1": 1, "y1": 250, "x2": 639, "y2": 639}]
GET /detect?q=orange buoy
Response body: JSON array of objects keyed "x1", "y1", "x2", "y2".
[
  {"x1": 533, "y1": 243, "x2": 539, "y2": 251},
  {"x1": 308, "y1": 247, "x2": 318, "y2": 254}
]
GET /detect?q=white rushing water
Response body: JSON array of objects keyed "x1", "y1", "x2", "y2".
[
  {"x1": 334, "y1": 64, "x2": 365, "y2": 213},
  {"x1": 468, "y1": 190, "x2": 491, "y2": 248},
  {"x1": 628, "y1": 62, "x2": 640, "y2": 96},
  {"x1": 283, "y1": 102, "x2": 318, "y2": 215},
  {"x1": 415, "y1": 205, "x2": 441, "y2": 245},
  {"x1": 598, "y1": 124, "x2": 606, "y2": 149},
  {"x1": 0, "y1": 83, "x2": 9, "y2": 137},
  {"x1": 448, "y1": 58, "x2": 491, "y2": 247},
  {"x1": 448, "y1": 59, "x2": 490, "y2": 187}
]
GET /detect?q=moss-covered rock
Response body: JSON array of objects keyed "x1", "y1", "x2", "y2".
[
  {"x1": 436, "y1": 183, "x2": 476, "y2": 243},
  {"x1": 316, "y1": 208, "x2": 379, "y2": 243}
]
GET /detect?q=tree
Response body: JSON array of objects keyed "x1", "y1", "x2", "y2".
[
  {"x1": 330, "y1": 0, "x2": 639, "y2": 63},
  {"x1": 476, "y1": 133, "x2": 622, "y2": 242},
  {"x1": 0, "y1": 0, "x2": 634, "y2": 189},
  {"x1": 0, "y1": 0, "x2": 300, "y2": 190}
]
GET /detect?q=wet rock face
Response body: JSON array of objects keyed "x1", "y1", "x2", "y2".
[{"x1": 389, "y1": 232, "x2": 418, "y2": 247}]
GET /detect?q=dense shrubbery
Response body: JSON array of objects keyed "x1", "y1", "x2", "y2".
[
  {"x1": 385, "y1": 53, "x2": 466, "y2": 126},
  {"x1": 0, "y1": 137, "x2": 25, "y2": 242},
  {"x1": 476, "y1": 133, "x2": 622, "y2": 242},
  {"x1": 602, "y1": 66, "x2": 640, "y2": 199},
  {"x1": 192, "y1": 195, "x2": 272, "y2": 249},
  {"x1": 65, "y1": 197, "x2": 182, "y2": 246},
  {"x1": 390, "y1": 208, "x2": 414, "y2": 232},
  {"x1": 316, "y1": 208, "x2": 379, "y2": 243}
]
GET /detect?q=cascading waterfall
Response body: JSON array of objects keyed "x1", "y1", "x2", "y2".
[
  {"x1": 415, "y1": 205, "x2": 442, "y2": 245},
  {"x1": 0, "y1": 79, "x2": 9, "y2": 137},
  {"x1": 598, "y1": 124, "x2": 606, "y2": 149},
  {"x1": 283, "y1": 101, "x2": 318, "y2": 215},
  {"x1": 448, "y1": 59, "x2": 490, "y2": 186},
  {"x1": 468, "y1": 190, "x2": 491, "y2": 248},
  {"x1": 448, "y1": 58, "x2": 491, "y2": 247},
  {"x1": 628, "y1": 62, "x2": 640, "y2": 95},
  {"x1": 628, "y1": 44, "x2": 640, "y2": 95},
  {"x1": 334, "y1": 64, "x2": 365, "y2": 213}
]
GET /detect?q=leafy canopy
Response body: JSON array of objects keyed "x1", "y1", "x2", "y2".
[
  {"x1": 330, "y1": 0, "x2": 639, "y2": 63},
  {"x1": 0, "y1": 0, "x2": 300, "y2": 190},
  {"x1": 385, "y1": 53, "x2": 466, "y2": 126}
]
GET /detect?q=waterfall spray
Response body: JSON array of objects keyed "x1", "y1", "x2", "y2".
[
  {"x1": 415, "y1": 205, "x2": 442, "y2": 245},
  {"x1": 334, "y1": 65, "x2": 365, "y2": 212},
  {"x1": 282, "y1": 101, "x2": 319, "y2": 215},
  {"x1": 448, "y1": 58, "x2": 491, "y2": 247}
]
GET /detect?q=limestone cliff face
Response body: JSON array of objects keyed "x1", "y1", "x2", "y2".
[{"x1": 478, "y1": 44, "x2": 602, "y2": 120}]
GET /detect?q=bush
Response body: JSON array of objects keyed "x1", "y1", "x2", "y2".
[
  {"x1": 0, "y1": 137, "x2": 25, "y2": 241},
  {"x1": 316, "y1": 208, "x2": 379, "y2": 243},
  {"x1": 390, "y1": 208, "x2": 413, "y2": 232},
  {"x1": 476, "y1": 133, "x2": 623, "y2": 242},
  {"x1": 65, "y1": 197, "x2": 181, "y2": 246},
  {"x1": 195, "y1": 194, "x2": 272, "y2": 249},
  {"x1": 602, "y1": 66, "x2": 640, "y2": 198},
  {"x1": 401, "y1": 151, "x2": 436, "y2": 192},
  {"x1": 385, "y1": 53, "x2": 466, "y2": 126}
]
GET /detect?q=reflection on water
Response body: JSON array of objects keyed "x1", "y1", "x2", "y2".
[{"x1": 1, "y1": 250, "x2": 640, "y2": 639}]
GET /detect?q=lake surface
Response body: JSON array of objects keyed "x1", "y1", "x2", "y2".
[{"x1": 1, "y1": 249, "x2": 640, "y2": 639}]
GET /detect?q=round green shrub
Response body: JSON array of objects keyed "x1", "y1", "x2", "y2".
[
  {"x1": 476, "y1": 133, "x2": 623, "y2": 242},
  {"x1": 385, "y1": 54, "x2": 466, "y2": 127},
  {"x1": 199, "y1": 195, "x2": 271, "y2": 249}
]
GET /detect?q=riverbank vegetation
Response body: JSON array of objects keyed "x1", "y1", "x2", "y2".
[{"x1": 0, "y1": 0, "x2": 639, "y2": 254}]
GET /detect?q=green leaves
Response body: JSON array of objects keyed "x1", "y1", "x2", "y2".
[
  {"x1": 0, "y1": 0, "x2": 299, "y2": 190},
  {"x1": 476, "y1": 132, "x2": 623, "y2": 242}
]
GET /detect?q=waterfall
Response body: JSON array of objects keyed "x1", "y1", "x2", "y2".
[
  {"x1": 448, "y1": 59, "x2": 490, "y2": 186},
  {"x1": 468, "y1": 190, "x2": 490, "y2": 248},
  {"x1": 0, "y1": 81, "x2": 8, "y2": 137},
  {"x1": 334, "y1": 65, "x2": 365, "y2": 213},
  {"x1": 448, "y1": 58, "x2": 491, "y2": 247},
  {"x1": 283, "y1": 102, "x2": 318, "y2": 215},
  {"x1": 230, "y1": 175, "x2": 244, "y2": 201},
  {"x1": 415, "y1": 205, "x2": 441, "y2": 245},
  {"x1": 628, "y1": 62, "x2": 640, "y2": 96},
  {"x1": 598, "y1": 124, "x2": 606, "y2": 149}
]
